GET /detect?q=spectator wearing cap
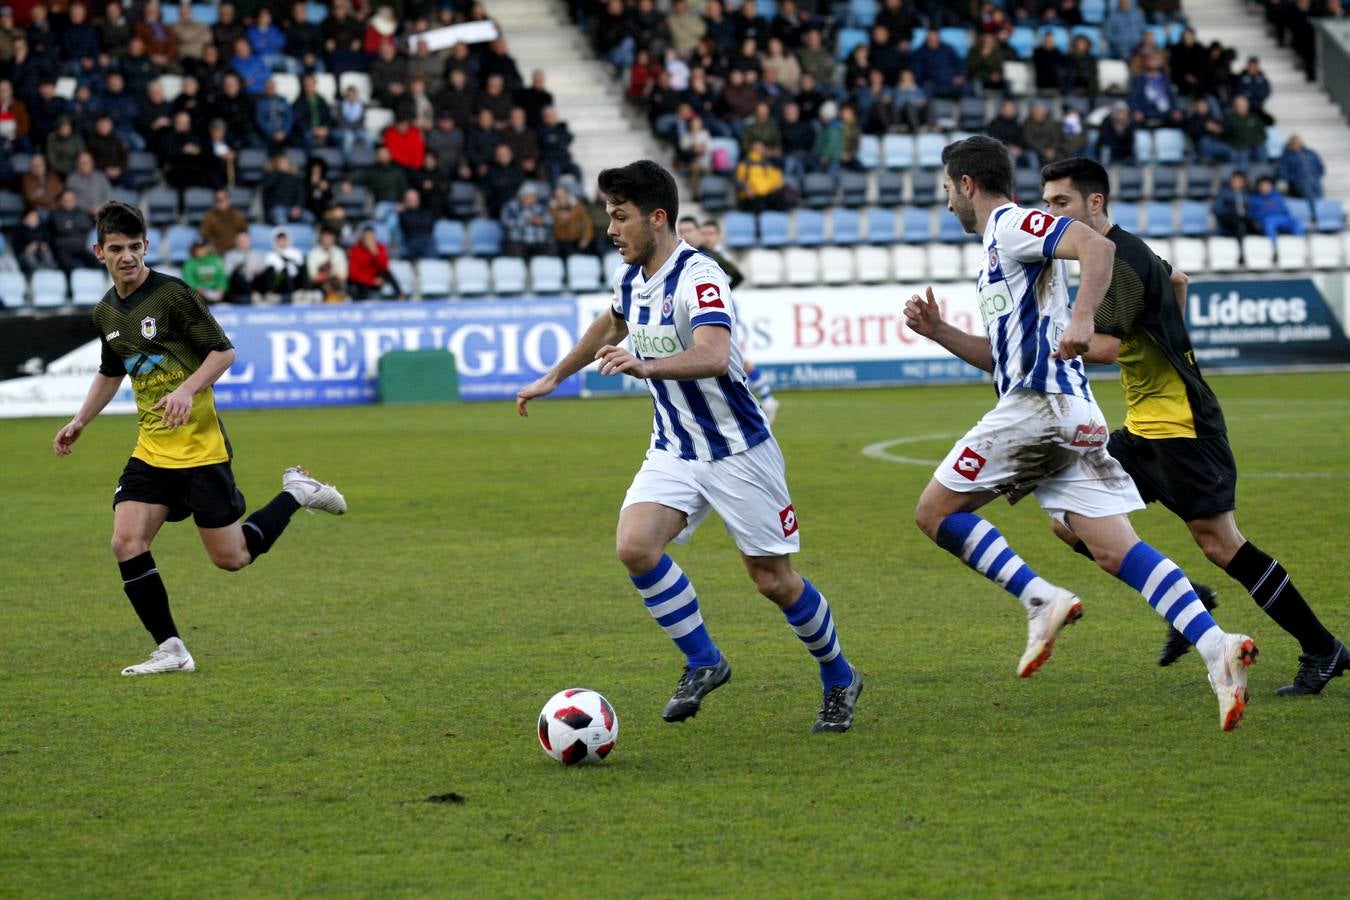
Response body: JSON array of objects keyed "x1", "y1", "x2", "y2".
[
  {"x1": 347, "y1": 226, "x2": 403, "y2": 300},
  {"x1": 1221, "y1": 94, "x2": 1266, "y2": 168},
  {"x1": 913, "y1": 29, "x2": 965, "y2": 100},
  {"x1": 396, "y1": 188, "x2": 437, "y2": 260},
  {"x1": 183, "y1": 236, "x2": 228, "y2": 303},
  {"x1": 1247, "y1": 175, "x2": 1304, "y2": 239},
  {"x1": 1276, "y1": 134, "x2": 1324, "y2": 201},
  {"x1": 500, "y1": 182, "x2": 554, "y2": 259},
  {"x1": 1103, "y1": 0, "x2": 1146, "y2": 60},
  {"x1": 65, "y1": 151, "x2": 112, "y2": 213}
]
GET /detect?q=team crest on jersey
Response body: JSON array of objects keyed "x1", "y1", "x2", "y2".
[
  {"x1": 1020, "y1": 211, "x2": 1054, "y2": 237},
  {"x1": 140, "y1": 316, "x2": 157, "y2": 339},
  {"x1": 661, "y1": 295, "x2": 674, "y2": 318},
  {"x1": 953, "y1": 447, "x2": 986, "y2": 481},
  {"x1": 779, "y1": 504, "x2": 798, "y2": 538},
  {"x1": 988, "y1": 249, "x2": 999, "y2": 271},
  {"x1": 695, "y1": 282, "x2": 724, "y2": 309}
]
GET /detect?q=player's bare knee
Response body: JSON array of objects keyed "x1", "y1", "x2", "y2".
[
  {"x1": 914, "y1": 503, "x2": 942, "y2": 541},
  {"x1": 1196, "y1": 533, "x2": 1236, "y2": 567},
  {"x1": 110, "y1": 533, "x2": 148, "y2": 560},
  {"x1": 209, "y1": 549, "x2": 251, "y2": 571},
  {"x1": 615, "y1": 537, "x2": 661, "y2": 575},
  {"x1": 1090, "y1": 546, "x2": 1125, "y2": 576}
]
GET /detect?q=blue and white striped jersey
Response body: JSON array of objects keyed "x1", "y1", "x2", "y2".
[
  {"x1": 610, "y1": 241, "x2": 772, "y2": 461},
  {"x1": 979, "y1": 203, "x2": 1092, "y2": 399}
]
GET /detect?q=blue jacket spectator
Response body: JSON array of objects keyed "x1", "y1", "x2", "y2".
[
  {"x1": 230, "y1": 39, "x2": 271, "y2": 96},
  {"x1": 1103, "y1": 0, "x2": 1147, "y2": 59},
  {"x1": 254, "y1": 80, "x2": 293, "y2": 151},
  {"x1": 96, "y1": 72, "x2": 143, "y2": 148},
  {"x1": 913, "y1": 30, "x2": 965, "y2": 99},
  {"x1": 1232, "y1": 57, "x2": 1272, "y2": 119},
  {"x1": 1246, "y1": 176, "x2": 1305, "y2": 239},
  {"x1": 291, "y1": 75, "x2": 334, "y2": 151},
  {"x1": 247, "y1": 10, "x2": 288, "y2": 59},
  {"x1": 1276, "y1": 135, "x2": 1324, "y2": 200},
  {"x1": 1211, "y1": 171, "x2": 1252, "y2": 237},
  {"x1": 60, "y1": 4, "x2": 102, "y2": 68},
  {"x1": 1127, "y1": 56, "x2": 1183, "y2": 126}
]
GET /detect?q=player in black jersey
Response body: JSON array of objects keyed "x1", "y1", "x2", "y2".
[
  {"x1": 1039, "y1": 159, "x2": 1346, "y2": 695},
  {"x1": 52, "y1": 201, "x2": 348, "y2": 676}
]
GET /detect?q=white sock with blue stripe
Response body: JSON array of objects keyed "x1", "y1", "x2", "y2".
[
  {"x1": 782, "y1": 579, "x2": 853, "y2": 688},
  {"x1": 632, "y1": 555, "x2": 721, "y2": 669},
  {"x1": 936, "y1": 512, "x2": 1054, "y2": 609},
  {"x1": 748, "y1": 368, "x2": 774, "y2": 401},
  {"x1": 1117, "y1": 541, "x2": 1224, "y2": 664}
]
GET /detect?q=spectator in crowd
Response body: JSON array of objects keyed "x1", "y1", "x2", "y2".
[
  {"x1": 913, "y1": 29, "x2": 966, "y2": 99},
  {"x1": 12, "y1": 206, "x2": 56, "y2": 273},
  {"x1": 1247, "y1": 175, "x2": 1305, "y2": 238},
  {"x1": 172, "y1": 2, "x2": 212, "y2": 63},
  {"x1": 247, "y1": 7, "x2": 290, "y2": 74},
  {"x1": 336, "y1": 85, "x2": 370, "y2": 159},
  {"x1": 425, "y1": 112, "x2": 467, "y2": 182},
  {"x1": 410, "y1": 151, "x2": 451, "y2": 219},
  {"x1": 0, "y1": 78, "x2": 31, "y2": 151},
  {"x1": 477, "y1": 73, "x2": 514, "y2": 123},
  {"x1": 778, "y1": 101, "x2": 816, "y2": 180},
  {"x1": 762, "y1": 37, "x2": 801, "y2": 93},
  {"x1": 306, "y1": 227, "x2": 348, "y2": 302},
  {"x1": 437, "y1": 67, "x2": 477, "y2": 131},
  {"x1": 1095, "y1": 101, "x2": 1137, "y2": 166},
  {"x1": 499, "y1": 105, "x2": 540, "y2": 176},
  {"x1": 260, "y1": 227, "x2": 306, "y2": 302},
  {"x1": 1063, "y1": 34, "x2": 1100, "y2": 96},
  {"x1": 1128, "y1": 51, "x2": 1183, "y2": 127},
  {"x1": 1168, "y1": 28, "x2": 1209, "y2": 98},
  {"x1": 48, "y1": 189, "x2": 96, "y2": 271},
  {"x1": 537, "y1": 105, "x2": 581, "y2": 183},
  {"x1": 1277, "y1": 133, "x2": 1324, "y2": 200},
  {"x1": 254, "y1": 78, "x2": 294, "y2": 154},
  {"x1": 1057, "y1": 103, "x2": 1089, "y2": 157},
  {"x1": 230, "y1": 37, "x2": 270, "y2": 96},
  {"x1": 482, "y1": 143, "x2": 526, "y2": 218},
  {"x1": 61, "y1": 2, "x2": 101, "y2": 74},
  {"x1": 1211, "y1": 169, "x2": 1252, "y2": 239},
  {"x1": 699, "y1": 218, "x2": 745, "y2": 288},
  {"x1": 291, "y1": 73, "x2": 334, "y2": 152},
  {"x1": 284, "y1": 1, "x2": 324, "y2": 74},
  {"x1": 201, "y1": 188, "x2": 248, "y2": 254},
  {"x1": 465, "y1": 107, "x2": 501, "y2": 178},
  {"x1": 21, "y1": 153, "x2": 62, "y2": 212},
  {"x1": 1021, "y1": 101, "x2": 1064, "y2": 166},
  {"x1": 1232, "y1": 56, "x2": 1273, "y2": 124},
  {"x1": 45, "y1": 116, "x2": 84, "y2": 177},
  {"x1": 382, "y1": 117, "x2": 426, "y2": 172},
  {"x1": 549, "y1": 183, "x2": 594, "y2": 256},
  {"x1": 303, "y1": 156, "x2": 333, "y2": 221},
  {"x1": 736, "y1": 138, "x2": 790, "y2": 211},
  {"x1": 360, "y1": 144, "x2": 410, "y2": 206},
  {"x1": 858, "y1": 69, "x2": 896, "y2": 135},
  {"x1": 1182, "y1": 96, "x2": 1232, "y2": 162},
  {"x1": 183, "y1": 236, "x2": 228, "y2": 303},
  {"x1": 500, "y1": 182, "x2": 554, "y2": 258},
  {"x1": 96, "y1": 2, "x2": 132, "y2": 57},
  {"x1": 213, "y1": 4, "x2": 247, "y2": 60},
  {"x1": 262, "y1": 152, "x2": 311, "y2": 226},
  {"x1": 741, "y1": 101, "x2": 782, "y2": 157},
  {"x1": 137, "y1": 80, "x2": 175, "y2": 158},
  {"x1": 986, "y1": 100, "x2": 1030, "y2": 165},
  {"x1": 223, "y1": 230, "x2": 268, "y2": 304},
  {"x1": 347, "y1": 225, "x2": 402, "y2": 300},
  {"x1": 966, "y1": 32, "x2": 1006, "y2": 95},
  {"x1": 1104, "y1": 0, "x2": 1147, "y2": 60},
  {"x1": 796, "y1": 28, "x2": 837, "y2": 87},
  {"x1": 204, "y1": 118, "x2": 239, "y2": 188},
  {"x1": 208, "y1": 73, "x2": 255, "y2": 150},
  {"x1": 321, "y1": 0, "x2": 363, "y2": 61},
  {"x1": 676, "y1": 112, "x2": 712, "y2": 193},
  {"x1": 398, "y1": 76, "x2": 436, "y2": 132},
  {"x1": 669, "y1": 0, "x2": 707, "y2": 56},
  {"x1": 162, "y1": 110, "x2": 221, "y2": 190},
  {"x1": 396, "y1": 188, "x2": 437, "y2": 260},
  {"x1": 892, "y1": 69, "x2": 929, "y2": 132},
  {"x1": 1033, "y1": 30, "x2": 1067, "y2": 93},
  {"x1": 85, "y1": 115, "x2": 128, "y2": 186},
  {"x1": 1222, "y1": 94, "x2": 1267, "y2": 167},
  {"x1": 65, "y1": 151, "x2": 112, "y2": 213}
]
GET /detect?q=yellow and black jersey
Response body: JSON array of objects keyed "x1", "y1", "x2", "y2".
[
  {"x1": 1094, "y1": 225, "x2": 1226, "y2": 439},
  {"x1": 94, "y1": 269, "x2": 235, "y2": 468}
]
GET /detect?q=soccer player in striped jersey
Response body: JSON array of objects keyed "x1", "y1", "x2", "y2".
[
  {"x1": 52, "y1": 201, "x2": 346, "y2": 676},
  {"x1": 1040, "y1": 157, "x2": 1346, "y2": 695},
  {"x1": 517, "y1": 161, "x2": 860, "y2": 733},
  {"x1": 904, "y1": 136, "x2": 1259, "y2": 731}
]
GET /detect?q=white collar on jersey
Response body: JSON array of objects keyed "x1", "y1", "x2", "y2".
[
  {"x1": 632, "y1": 240, "x2": 698, "y2": 298},
  {"x1": 983, "y1": 201, "x2": 1019, "y2": 242}
]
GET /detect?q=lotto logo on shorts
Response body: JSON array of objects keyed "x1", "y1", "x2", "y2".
[
  {"x1": 1020, "y1": 211, "x2": 1054, "y2": 237},
  {"x1": 953, "y1": 447, "x2": 986, "y2": 481},
  {"x1": 1071, "y1": 424, "x2": 1108, "y2": 447},
  {"x1": 779, "y1": 504, "x2": 799, "y2": 537},
  {"x1": 696, "y1": 283, "x2": 724, "y2": 309}
]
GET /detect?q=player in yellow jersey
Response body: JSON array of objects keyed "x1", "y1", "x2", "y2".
[
  {"x1": 1039, "y1": 159, "x2": 1345, "y2": 696},
  {"x1": 52, "y1": 202, "x2": 348, "y2": 676}
]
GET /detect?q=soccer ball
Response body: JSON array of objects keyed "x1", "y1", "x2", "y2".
[{"x1": 537, "y1": 688, "x2": 619, "y2": 765}]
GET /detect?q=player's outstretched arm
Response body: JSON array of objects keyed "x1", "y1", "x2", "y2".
[
  {"x1": 53, "y1": 373, "x2": 124, "y2": 456},
  {"x1": 152, "y1": 348, "x2": 236, "y2": 430},
  {"x1": 903, "y1": 286, "x2": 994, "y2": 372},
  {"x1": 597, "y1": 321, "x2": 731, "y2": 382},
  {"x1": 1051, "y1": 220, "x2": 1116, "y2": 359},
  {"x1": 1170, "y1": 265, "x2": 1190, "y2": 312},
  {"x1": 517, "y1": 310, "x2": 628, "y2": 416}
]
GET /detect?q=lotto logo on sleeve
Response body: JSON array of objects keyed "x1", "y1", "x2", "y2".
[
  {"x1": 953, "y1": 447, "x2": 986, "y2": 481},
  {"x1": 1020, "y1": 211, "x2": 1054, "y2": 237},
  {"x1": 695, "y1": 283, "x2": 725, "y2": 309},
  {"x1": 779, "y1": 504, "x2": 799, "y2": 537}
]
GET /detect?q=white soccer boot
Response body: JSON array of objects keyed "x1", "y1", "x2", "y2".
[
  {"x1": 282, "y1": 466, "x2": 347, "y2": 515},
  {"x1": 1207, "y1": 632, "x2": 1259, "y2": 731},
  {"x1": 1017, "y1": 588, "x2": 1083, "y2": 678},
  {"x1": 121, "y1": 637, "x2": 196, "y2": 676},
  {"x1": 760, "y1": 395, "x2": 780, "y2": 425}
]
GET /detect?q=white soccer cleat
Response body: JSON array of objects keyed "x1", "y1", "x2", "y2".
[
  {"x1": 1207, "y1": 632, "x2": 1259, "y2": 731},
  {"x1": 760, "y1": 395, "x2": 780, "y2": 425},
  {"x1": 121, "y1": 637, "x2": 196, "y2": 676},
  {"x1": 283, "y1": 466, "x2": 347, "y2": 515},
  {"x1": 1017, "y1": 588, "x2": 1083, "y2": 678}
]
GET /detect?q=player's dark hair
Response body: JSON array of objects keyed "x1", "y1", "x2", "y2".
[
  {"x1": 1040, "y1": 157, "x2": 1112, "y2": 212},
  {"x1": 940, "y1": 135, "x2": 1013, "y2": 199},
  {"x1": 597, "y1": 160, "x2": 678, "y2": 232},
  {"x1": 94, "y1": 200, "x2": 146, "y2": 245},
  {"x1": 678, "y1": 215, "x2": 699, "y2": 228},
  {"x1": 701, "y1": 220, "x2": 721, "y2": 230}
]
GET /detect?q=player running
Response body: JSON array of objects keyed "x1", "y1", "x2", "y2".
[
  {"x1": 517, "y1": 161, "x2": 861, "y2": 733},
  {"x1": 1039, "y1": 157, "x2": 1346, "y2": 695},
  {"x1": 52, "y1": 201, "x2": 346, "y2": 676},
  {"x1": 904, "y1": 136, "x2": 1258, "y2": 731}
]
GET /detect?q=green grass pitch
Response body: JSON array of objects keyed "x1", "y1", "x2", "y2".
[{"x1": 2, "y1": 372, "x2": 1347, "y2": 896}]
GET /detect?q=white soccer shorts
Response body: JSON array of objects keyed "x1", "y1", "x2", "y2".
[
  {"x1": 621, "y1": 438, "x2": 802, "y2": 557},
  {"x1": 934, "y1": 388, "x2": 1144, "y2": 521}
]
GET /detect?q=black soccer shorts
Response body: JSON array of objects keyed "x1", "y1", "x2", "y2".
[
  {"x1": 1106, "y1": 429, "x2": 1238, "y2": 522},
  {"x1": 113, "y1": 457, "x2": 248, "y2": 529}
]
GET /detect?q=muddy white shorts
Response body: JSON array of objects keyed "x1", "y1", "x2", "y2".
[
  {"x1": 934, "y1": 388, "x2": 1144, "y2": 521},
  {"x1": 622, "y1": 438, "x2": 801, "y2": 557}
]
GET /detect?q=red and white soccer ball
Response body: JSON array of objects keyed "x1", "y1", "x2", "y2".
[{"x1": 537, "y1": 688, "x2": 619, "y2": 765}]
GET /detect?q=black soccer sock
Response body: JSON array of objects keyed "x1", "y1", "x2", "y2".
[
  {"x1": 1071, "y1": 539, "x2": 1096, "y2": 562},
  {"x1": 1225, "y1": 541, "x2": 1335, "y2": 655},
  {"x1": 242, "y1": 491, "x2": 302, "y2": 561},
  {"x1": 119, "y1": 552, "x2": 178, "y2": 644}
]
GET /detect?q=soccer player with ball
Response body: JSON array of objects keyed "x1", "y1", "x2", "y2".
[
  {"x1": 517, "y1": 160, "x2": 862, "y2": 733},
  {"x1": 903, "y1": 137, "x2": 1259, "y2": 731}
]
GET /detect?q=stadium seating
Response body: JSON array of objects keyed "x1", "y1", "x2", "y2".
[
  {"x1": 745, "y1": 248, "x2": 784, "y2": 286},
  {"x1": 1314, "y1": 199, "x2": 1345, "y2": 232},
  {"x1": 434, "y1": 220, "x2": 466, "y2": 256},
  {"x1": 892, "y1": 244, "x2": 927, "y2": 281},
  {"x1": 758, "y1": 211, "x2": 791, "y2": 248},
  {"x1": 854, "y1": 245, "x2": 891, "y2": 283},
  {"x1": 1206, "y1": 237, "x2": 1243, "y2": 272},
  {"x1": 928, "y1": 244, "x2": 963, "y2": 281},
  {"x1": 723, "y1": 212, "x2": 757, "y2": 249},
  {"x1": 468, "y1": 219, "x2": 503, "y2": 256},
  {"x1": 831, "y1": 208, "x2": 862, "y2": 245},
  {"x1": 567, "y1": 254, "x2": 604, "y2": 291},
  {"x1": 455, "y1": 257, "x2": 490, "y2": 295},
  {"x1": 32, "y1": 270, "x2": 68, "y2": 307},
  {"x1": 418, "y1": 259, "x2": 453, "y2": 299},
  {"x1": 795, "y1": 210, "x2": 827, "y2": 247},
  {"x1": 819, "y1": 246, "x2": 854, "y2": 285},
  {"x1": 1171, "y1": 237, "x2": 1207, "y2": 273},
  {"x1": 785, "y1": 249, "x2": 820, "y2": 286},
  {"x1": 1275, "y1": 235, "x2": 1309, "y2": 269},
  {"x1": 388, "y1": 259, "x2": 416, "y2": 298},
  {"x1": 1309, "y1": 233, "x2": 1343, "y2": 269},
  {"x1": 529, "y1": 256, "x2": 566, "y2": 293},
  {"x1": 490, "y1": 257, "x2": 528, "y2": 294},
  {"x1": 868, "y1": 207, "x2": 899, "y2": 244},
  {"x1": 0, "y1": 270, "x2": 27, "y2": 307},
  {"x1": 1241, "y1": 236, "x2": 1276, "y2": 271}
]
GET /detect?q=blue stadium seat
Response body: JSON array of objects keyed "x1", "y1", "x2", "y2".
[
  {"x1": 759, "y1": 211, "x2": 791, "y2": 247},
  {"x1": 1014, "y1": 167, "x2": 1042, "y2": 205},
  {"x1": 491, "y1": 257, "x2": 528, "y2": 294},
  {"x1": 307, "y1": 2, "x2": 328, "y2": 23},
  {"x1": 830, "y1": 208, "x2": 862, "y2": 245},
  {"x1": 875, "y1": 169, "x2": 905, "y2": 206},
  {"x1": 248, "y1": 223, "x2": 275, "y2": 250},
  {"x1": 837, "y1": 27, "x2": 869, "y2": 60},
  {"x1": 288, "y1": 223, "x2": 315, "y2": 254},
  {"x1": 723, "y1": 211, "x2": 757, "y2": 249},
  {"x1": 1154, "y1": 128, "x2": 1186, "y2": 164},
  {"x1": 1113, "y1": 202, "x2": 1141, "y2": 232},
  {"x1": 142, "y1": 227, "x2": 163, "y2": 265},
  {"x1": 1314, "y1": 199, "x2": 1345, "y2": 232},
  {"x1": 881, "y1": 133, "x2": 915, "y2": 169},
  {"x1": 32, "y1": 269, "x2": 68, "y2": 307},
  {"x1": 71, "y1": 268, "x2": 108, "y2": 305},
  {"x1": 0, "y1": 190, "x2": 23, "y2": 228},
  {"x1": 1185, "y1": 165, "x2": 1215, "y2": 200},
  {"x1": 958, "y1": 97, "x2": 987, "y2": 132},
  {"x1": 1144, "y1": 202, "x2": 1175, "y2": 237},
  {"x1": 848, "y1": 0, "x2": 878, "y2": 28},
  {"x1": 938, "y1": 213, "x2": 971, "y2": 243},
  {"x1": 1008, "y1": 27, "x2": 1036, "y2": 59},
  {"x1": 191, "y1": 4, "x2": 218, "y2": 26},
  {"x1": 899, "y1": 207, "x2": 932, "y2": 243},
  {"x1": 387, "y1": 259, "x2": 415, "y2": 298},
  {"x1": 165, "y1": 224, "x2": 198, "y2": 262},
  {"x1": 529, "y1": 256, "x2": 566, "y2": 293},
  {"x1": 802, "y1": 172, "x2": 838, "y2": 208},
  {"x1": 449, "y1": 182, "x2": 478, "y2": 219},
  {"x1": 566, "y1": 254, "x2": 604, "y2": 291},
  {"x1": 1152, "y1": 165, "x2": 1180, "y2": 201},
  {"x1": 911, "y1": 168, "x2": 940, "y2": 205},
  {"x1": 144, "y1": 186, "x2": 178, "y2": 226},
  {"x1": 1116, "y1": 165, "x2": 1144, "y2": 202},
  {"x1": 938, "y1": 27, "x2": 971, "y2": 57},
  {"x1": 796, "y1": 209, "x2": 826, "y2": 246},
  {"x1": 183, "y1": 186, "x2": 214, "y2": 220},
  {"x1": 0, "y1": 270, "x2": 29, "y2": 307},
  {"x1": 455, "y1": 257, "x2": 490, "y2": 295},
  {"x1": 468, "y1": 219, "x2": 502, "y2": 256},
  {"x1": 916, "y1": 133, "x2": 946, "y2": 168},
  {"x1": 1081, "y1": 0, "x2": 1108, "y2": 23},
  {"x1": 858, "y1": 134, "x2": 880, "y2": 169},
  {"x1": 868, "y1": 206, "x2": 899, "y2": 244},
  {"x1": 434, "y1": 219, "x2": 466, "y2": 256},
  {"x1": 1286, "y1": 198, "x2": 1313, "y2": 231},
  {"x1": 236, "y1": 148, "x2": 267, "y2": 186},
  {"x1": 1265, "y1": 125, "x2": 1288, "y2": 161},
  {"x1": 1038, "y1": 25, "x2": 1071, "y2": 53},
  {"x1": 1070, "y1": 25, "x2": 1105, "y2": 55},
  {"x1": 418, "y1": 259, "x2": 453, "y2": 298},
  {"x1": 1133, "y1": 130, "x2": 1154, "y2": 164},
  {"x1": 698, "y1": 175, "x2": 734, "y2": 213},
  {"x1": 839, "y1": 170, "x2": 870, "y2": 207},
  {"x1": 1179, "y1": 201, "x2": 1211, "y2": 236},
  {"x1": 335, "y1": 183, "x2": 370, "y2": 218}
]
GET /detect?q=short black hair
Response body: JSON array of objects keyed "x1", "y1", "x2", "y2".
[
  {"x1": 678, "y1": 216, "x2": 699, "y2": 228},
  {"x1": 597, "y1": 160, "x2": 678, "y2": 232},
  {"x1": 701, "y1": 220, "x2": 721, "y2": 230},
  {"x1": 1040, "y1": 156, "x2": 1111, "y2": 211},
  {"x1": 94, "y1": 200, "x2": 146, "y2": 245},
  {"x1": 940, "y1": 135, "x2": 1014, "y2": 199}
]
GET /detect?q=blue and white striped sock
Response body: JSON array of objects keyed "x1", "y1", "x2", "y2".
[
  {"x1": 782, "y1": 579, "x2": 853, "y2": 688},
  {"x1": 748, "y1": 368, "x2": 774, "y2": 401},
  {"x1": 936, "y1": 512, "x2": 1054, "y2": 609},
  {"x1": 632, "y1": 555, "x2": 721, "y2": 668},
  {"x1": 1117, "y1": 541, "x2": 1223, "y2": 662}
]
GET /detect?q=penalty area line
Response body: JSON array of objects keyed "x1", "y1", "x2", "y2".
[{"x1": 861, "y1": 433, "x2": 960, "y2": 467}]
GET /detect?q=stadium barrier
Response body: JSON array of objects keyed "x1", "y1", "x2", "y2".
[{"x1": 2, "y1": 278, "x2": 1347, "y2": 418}]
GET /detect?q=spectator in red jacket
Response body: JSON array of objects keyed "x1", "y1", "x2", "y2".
[
  {"x1": 347, "y1": 226, "x2": 403, "y2": 300},
  {"x1": 382, "y1": 118, "x2": 426, "y2": 172}
]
